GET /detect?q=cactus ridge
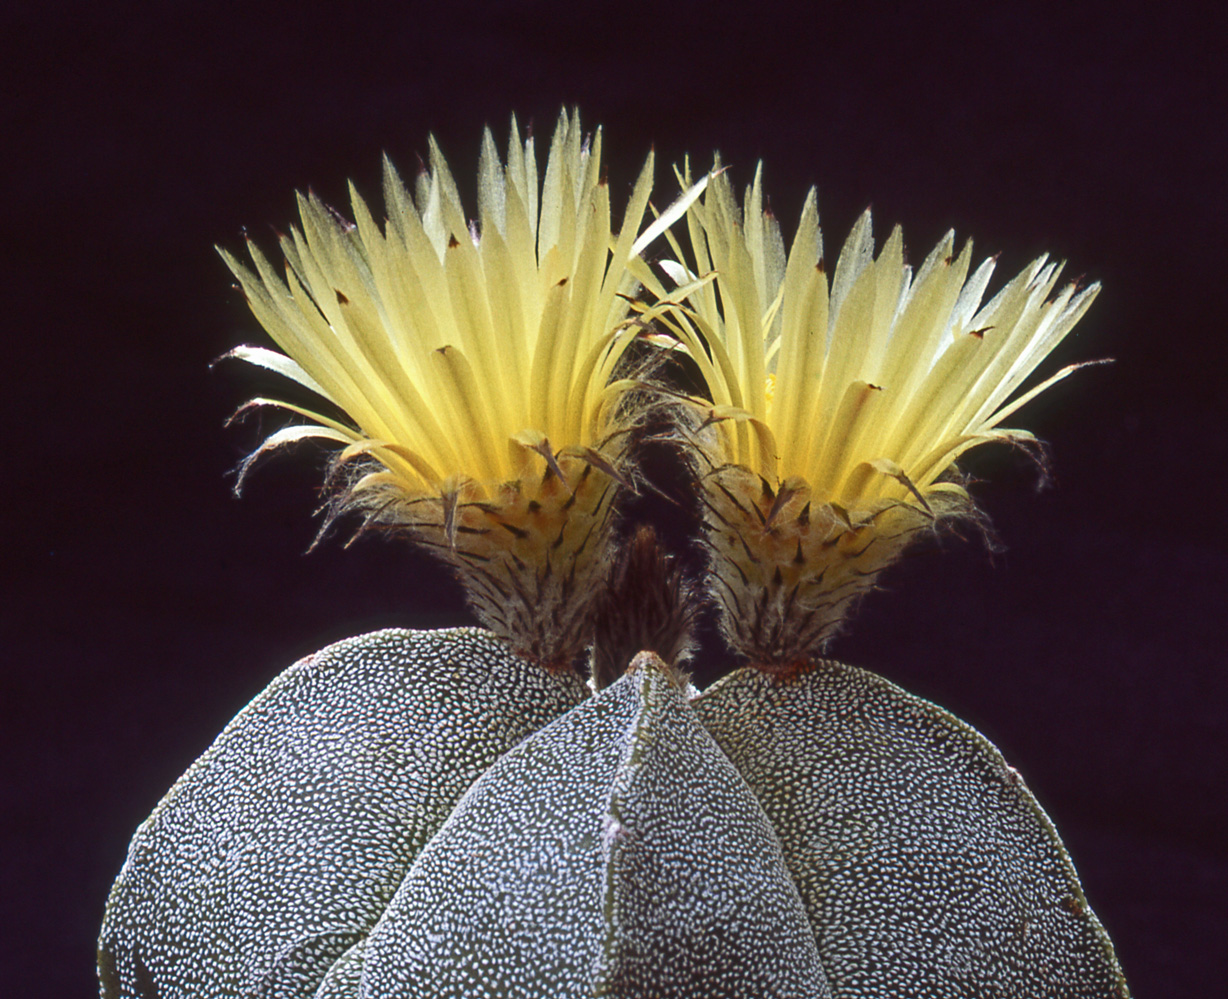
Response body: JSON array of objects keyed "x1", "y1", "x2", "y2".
[
  {"x1": 696, "y1": 661, "x2": 1130, "y2": 998},
  {"x1": 99, "y1": 630, "x2": 1127, "y2": 998},
  {"x1": 97, "y1": 629, "x2": 586, "y2": 998}
]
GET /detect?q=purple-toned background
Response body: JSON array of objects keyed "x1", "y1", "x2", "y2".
[{"x1": 5, "y1": 1, "x2": 1224, "y2": 995}]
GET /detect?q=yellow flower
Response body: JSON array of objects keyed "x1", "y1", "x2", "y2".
[
  {"x1": 221, "y1": 111, "x2": 705, "y2": 669},
  {"x1": 643, "y1": 163, "x2": 1100, "y2": 672}
]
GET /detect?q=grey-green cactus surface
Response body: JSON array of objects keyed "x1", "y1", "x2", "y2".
[{"x1": 98, "y1": 628, "x2": 1129, "y2": 998}]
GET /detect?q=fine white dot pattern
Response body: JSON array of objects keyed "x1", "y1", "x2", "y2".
[
  {"x1": 99, "y1": 634, "x2": 1128, "y2": 998},
  {"x1": 358, "y1": 652, "x2": 634, "y2": 997},
  {"x1": 592, "y1": 658, "x2": 831, "y2": 998},
  {"x1": 97, "y1": 628, "x2": 587, "y2": 999},
  {"x1": 693, "y1": 661, "x2": 1130, "y2": 998},
  {"x1": 360, "y1": 653, "x2": 829, "y2": 999}
]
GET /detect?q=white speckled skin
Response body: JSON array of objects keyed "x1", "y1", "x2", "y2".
[
  {"x1": 591, "y1": 659, "x2": 830, "y2": 998},
  {"x1": 694, "y1": 661, "x2": 1130, "y2": 998},
  {"x1": 99, "y1": 629, "x2": 1127, "y2": 998},
  {"x1": 357, "y1": 654, "x2": 828, "y2": 998},
  {"x1": 360, "y1": 653, "x2": 634, "y2": 997},
  {"x1": 98, "y1": 628, "x2": 587, "y2": 999}
]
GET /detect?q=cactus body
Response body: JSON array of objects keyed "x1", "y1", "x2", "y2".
[{"x1": 99, "y1": 629, "x2": 1128, "y2": 998}]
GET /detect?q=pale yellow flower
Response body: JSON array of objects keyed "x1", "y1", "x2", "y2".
[
  {"x1": 642, "y1": 163, "x2": 1100, "y2": 671},
  {"x1": 221, "y1": 111, "x2": 704, "y2": 668}
]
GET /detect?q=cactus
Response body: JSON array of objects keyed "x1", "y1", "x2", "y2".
[{"x1": 99, "y1": 112, "x2": 1129, "y2": 997}]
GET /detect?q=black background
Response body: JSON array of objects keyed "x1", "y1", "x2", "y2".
[{"x1": 4, "y1": 1, "x2": 1225, "y2": 995}]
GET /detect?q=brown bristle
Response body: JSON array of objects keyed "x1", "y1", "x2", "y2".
[
  {"x1": 698, "y1": 464, "x2": 944, "y2": 673},
  {"x1": 334, "y1": 452, "x2": 625, "y2": 673},
  {"x1": 589, "y1": 525, "x2": 698, "y2": 690}
]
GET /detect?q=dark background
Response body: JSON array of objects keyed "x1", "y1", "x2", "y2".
[{"x1": 4, "y1": 1, "x2": 1225, "y2": 995}]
